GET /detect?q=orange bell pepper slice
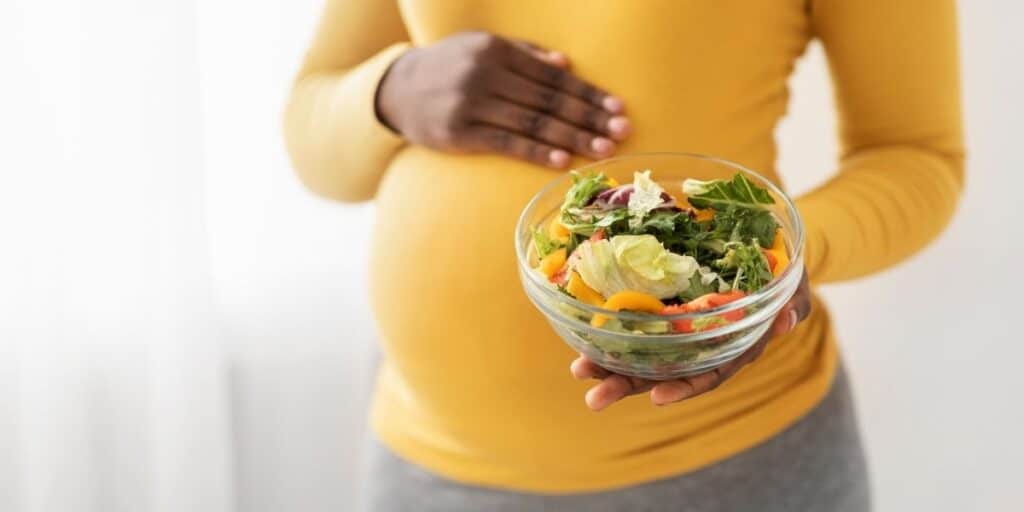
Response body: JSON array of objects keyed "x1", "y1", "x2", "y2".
[
  {"x1": 591, "y1": 290, "x2": 665, "y2": 328},
  {"x1": 764, "y1": 229, "x2": 790, "y2": 277},
  {"x1": 548, "y1": 218, "x2": 570, "y2": 242},
  {"x1": 566, "y1": 272, "x2": 604, "y2": 306},
  {"x1": 539, "y1": 248, "x2": 567, "y2": 279},
  {"x1": 693, "y1": 208, "x2": 715, "y2": 222}
]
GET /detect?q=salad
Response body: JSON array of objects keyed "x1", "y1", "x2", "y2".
[{"x1": 532, "y1": 169, "x2": 790, "y2": 339}]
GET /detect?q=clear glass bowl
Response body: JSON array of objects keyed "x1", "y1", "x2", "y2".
[{"x1": 514, "y1": 153, "x2": 805, "y2": 380}]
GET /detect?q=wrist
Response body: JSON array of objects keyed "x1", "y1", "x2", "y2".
[{"x1": 374, "y1": 48, "x2": 414, "y2": 135}]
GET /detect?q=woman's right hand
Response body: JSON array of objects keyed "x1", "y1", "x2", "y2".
[{"x1": 375, "y1": 31, "x2": 631, "y2": 169}]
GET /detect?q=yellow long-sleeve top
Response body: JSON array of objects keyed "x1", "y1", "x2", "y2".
[{"x1": 284, "y1": 0, "x2": 964, "y2": 493}]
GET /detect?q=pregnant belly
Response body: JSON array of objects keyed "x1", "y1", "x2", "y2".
[
  {"x1": 369, "y1": 147, "x2": 578, "y2": 401},
  {"x1": 365, "y1": 145, "x2": 826, "y2": 465}
]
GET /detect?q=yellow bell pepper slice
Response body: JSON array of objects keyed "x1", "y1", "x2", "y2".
[
  {"x1": 693, "y1": 208, "x2": 715, "y2": 222},
  {"x1": 538, "y1": 248, "x2": 567, "y2": 278},
  {"x1": 605, "y1": 177, "x2": 619, "y2": 187},
  {"x1": 566, "y1": 271, "x2": 604, "y2": 306},
  {"x1": 591, "y1": 290, "x2": 665, "y2": 328},
  {"x1": 770, "y1": 229, "x2": 786, "y2": 251},
  {"x1": 547, "y1": 218, "x2": 570, "y2": 242},
  {"x1": 766, "y1": 229, "x2": 790, "y2": 277}
]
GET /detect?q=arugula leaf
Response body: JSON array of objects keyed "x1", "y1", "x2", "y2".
[
  {"x1": 635, "y1": 210, "x2": 681, "y2": 233},
  {"x1": 710, "y1": 206, "x2": 778, "y2": 248},
  {"x1": 532, "y1": 227, "x2": 564, "y2": 259},
  {"x1": 625, "y1": 210, "x2": 734, "y2": 262},
  {"x1": 678, "y1": 268, "x2": 724, "y2": 302},
  {"x1": 632, "y1": 210, "x2": 698, "y2": 254},
  {"x1": 683, "y1": 173, "x2": 775, "y2": 211},
  {"x1": 739, "y1": 210, "x2": 778, "y2": 247},
  {"x1": 713, "y1": 242, "x2": 773, "y2": 293}
]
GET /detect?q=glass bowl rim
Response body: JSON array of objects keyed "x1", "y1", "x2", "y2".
[{"x1": 514, "y1": 151, "x2": 805, "y2": 322}]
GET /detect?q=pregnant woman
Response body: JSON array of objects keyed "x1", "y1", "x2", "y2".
[{"x1": 284, "y1": 1, "x2": 963, "y2": 510}]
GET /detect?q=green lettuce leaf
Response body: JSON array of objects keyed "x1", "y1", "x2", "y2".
[
  {"x1": 574, "y1": 234, "x2": 700, "y2": 299},
  {"x1": 561, "y1": 171, "x2": 610, "y2": 213},
  {"x1": 627, "y1": 170, "x2": 666, "y2": 228},
  {"x1": 594, "y1": 208, "x2": 630, "y2": 230},
  {"x1": 557, "y1": 172, "x2": 615, "y2": 236},
  {"x1": 532, "y1": 227, "x2": 564, "y2": 259},
  {"x1": 683, "y1": 173, "x2": 775, "y2": 210}
]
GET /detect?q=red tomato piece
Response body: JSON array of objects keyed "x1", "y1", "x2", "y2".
[
  {"x1": 660, "y1": 304, "x2": 694, "y2": 333},
  {"x1": 660, "y1": 291, "x2": 748, "y2": 333},
  {"x1": 550, "y1": 266, "x2": 570, "y2": 286}
]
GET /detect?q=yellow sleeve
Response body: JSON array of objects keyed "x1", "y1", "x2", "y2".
[
  {"x1": 796, "y1": 0, "x2": 965, "y2": 283},
  {"x1": 283, "y1": 0, "x2": 410, "y2": 202}
]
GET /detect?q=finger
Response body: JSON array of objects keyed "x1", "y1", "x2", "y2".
[
  {"x1": 649, "y1": 379, "x2": 695, "y2": 405},
  {"x1": 508, "y1": 39, "x2": 570, "y2": 68},
  {"x1": 570, "y1": 356, "x2": 612, "y2": 380},
  {"x1": 500, "y1": 47, "x2": 624, "y2": 114},
  {"x1": 470, "y1": 99, "x2": 615, "y2": 159},
  {"x1": 729, "y1": 336, "x2": 769, "y2": 371},
  {"x1": 489, "y1": 69, "x2": 631, "y2": 141},
  {"x1": 650, "y1": 368, "x2": 724, "y2": 405},
  {"x1": 463, "y1": 125, "x2": 570, "y2": 169},
  {"x1": 585, "y1": 374, "x2": 655, "y2": 411},
  {"x1": 770, "y1": 303, "x2": 799, "y2": 336},
  {"x1": 794, "y1": 272, "x2": 812, "y2": 322},
  {"x1": 770, "y1": 273, "x2": 812, "y2": 336}
]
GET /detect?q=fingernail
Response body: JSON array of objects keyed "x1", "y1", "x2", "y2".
[
  {"x1": 569, "y1": 358, "x2": 587, "y2": 380},
  {"x1": 549, "y1": 149, "x2": 570, "y2": 168},
  {"x1": 585, "y1": 388, "x2": 606, "y2": 411},
  {"x1": 590, "y1": 137, "x2": 615, "y2": 155},
  {"x1": 547, "y1": 51, "x2": 568, "y2": 66},
  {"x1": 787, "y1": 309, "x2": 799, "y2": 331},
  {"x1": 602, "y1": 96, "x2": 624, "y2": 114},
  {"x1": 607, "y1": 116, "x2": 631, "y2": 139}
]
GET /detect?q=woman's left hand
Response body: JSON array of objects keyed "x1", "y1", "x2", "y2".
[{"x1": 570, "y1": 271, "x2": 812, "y2": 411}]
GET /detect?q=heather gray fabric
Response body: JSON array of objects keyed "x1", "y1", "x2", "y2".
[{"x1": 360, "y1": 368, "x2": 870, "y2": 512}]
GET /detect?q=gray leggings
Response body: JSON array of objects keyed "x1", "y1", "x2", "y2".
[{"x1": 361, "y1": 368, "x2": 870, "y2": 511}]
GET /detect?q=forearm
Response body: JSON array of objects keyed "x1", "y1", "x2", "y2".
[
  {"x1": 797, "y1": 144, "x2": 964, "y2": 283},
  {"x1": 283, "y1": 43, "x2": 409, "y2": 202},
  {"x1": 802, "y1": 0, "x2": 965, "y2": 283}
]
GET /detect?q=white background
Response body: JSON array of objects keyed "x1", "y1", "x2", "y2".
[{"x1": 1, "y1": 1, "x2": 1021, "y2": 511}]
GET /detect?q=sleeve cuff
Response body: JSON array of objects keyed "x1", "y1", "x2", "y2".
[
  {"x1": 353, "y1": 42, "x2": 412, "y2": 150},
  {"x1": 794, "y1": 195, "x2": 830, "y2": 283}
]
